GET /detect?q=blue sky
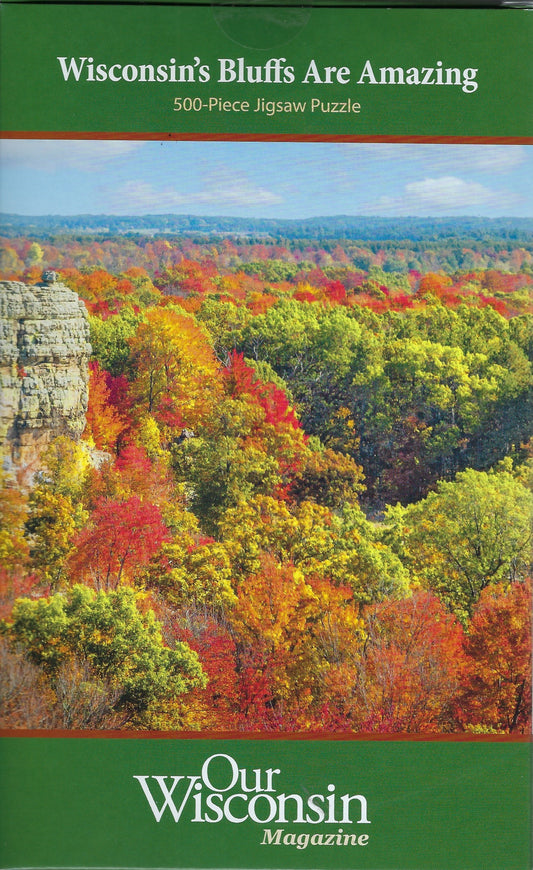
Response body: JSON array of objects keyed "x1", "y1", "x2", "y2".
[{"x1": 1, "y1": 139, "x2": 531, "y2": 218}]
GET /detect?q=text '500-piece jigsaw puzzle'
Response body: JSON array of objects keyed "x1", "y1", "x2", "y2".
[{"x1": 0, "y1": 0, "x2": 531, "y2": 868}]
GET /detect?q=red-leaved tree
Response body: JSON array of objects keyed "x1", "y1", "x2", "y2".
[{"x1": 69, "y1": 496, "x2": 170, "y2": 589}]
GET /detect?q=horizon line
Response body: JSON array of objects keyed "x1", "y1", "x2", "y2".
[{"x1": 2, "y1": 212, "x2": 532, "y2": 221}]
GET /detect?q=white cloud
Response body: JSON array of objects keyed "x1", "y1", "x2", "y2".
[
  {"x1": 0, "y1": 139, "x2": 143, "y2": 171},
  {"x1": 406, "y1": 176, "x2": 497, "y2": 208},
  {"x1": 105, "y1": 171, "x2": 283, "y2": 214},
  {"x1": 366, "y1": 175, "x2": 522, "y2": 215}
]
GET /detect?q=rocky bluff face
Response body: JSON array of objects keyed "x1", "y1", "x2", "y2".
[{"x1": 0, "y1": 272, "x2": 91, "y2": 472}]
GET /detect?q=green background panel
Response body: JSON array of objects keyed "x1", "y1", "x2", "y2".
[
  {"x1": 1, "y1": 5, "x2": 532, "y2": 137},
  {"x1": 0, "y1": 737, "x2": 531, "y2": 870}
]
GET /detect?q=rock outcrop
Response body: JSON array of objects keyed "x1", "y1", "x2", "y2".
[{"x1": 0, "y1": 273, "x2": 91, "y2": 473}]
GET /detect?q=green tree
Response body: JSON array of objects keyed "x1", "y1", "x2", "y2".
[
  {"x1": 387, "y1": 467, "x2": 533, "y2": 622},
  {"x1": 89, "y1": 308, "x2": 142, "y2": 377},
  {"x1": 3, "y1": 585, "x2": 205, "y2": 727}
]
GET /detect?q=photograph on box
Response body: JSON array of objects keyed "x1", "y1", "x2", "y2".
[{"x1": 0, "y1": 138, "x2": 531, "y2": 735}]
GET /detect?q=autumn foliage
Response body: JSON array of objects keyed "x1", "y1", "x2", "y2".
[
  {"x1": 1, "y1": 230, "x2": 531, "y2": 732},
  {"x1": 455, "y1": 580, "x2": 532, "y2": 733}
]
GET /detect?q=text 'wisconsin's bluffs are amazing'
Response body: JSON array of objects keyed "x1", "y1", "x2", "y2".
[{"x1": 56, "y1": 56, "x2": 480, "y2": 92}]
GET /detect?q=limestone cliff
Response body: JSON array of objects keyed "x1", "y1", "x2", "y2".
[{"x1": 0, "y1": 272, "x2": 91, "y2": 472}]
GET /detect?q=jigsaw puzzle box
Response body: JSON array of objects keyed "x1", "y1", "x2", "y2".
[{"x1": 0, "y1": 1, "x2": 531, "y2": 868}]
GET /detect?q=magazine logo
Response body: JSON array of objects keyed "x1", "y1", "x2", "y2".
[{"x1": 134, "y1": 753, "x2": 371, "y2": 827}]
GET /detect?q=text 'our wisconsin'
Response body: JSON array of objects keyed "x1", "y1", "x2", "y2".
[{"x1": 134, "y1": 753, "x2": 371, "y2": 826}]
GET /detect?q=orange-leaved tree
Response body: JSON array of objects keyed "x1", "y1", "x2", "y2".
[
  {"x1": 353, "y1": 592, "x2": 465, "y2": 732},
  {"x1": 455, "y1": 579, "x2": 531, "y2": 733}
]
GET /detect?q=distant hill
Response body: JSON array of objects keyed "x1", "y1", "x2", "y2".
[{"x1": 1, "y1": 213, "x2": 532, "y2": 243}]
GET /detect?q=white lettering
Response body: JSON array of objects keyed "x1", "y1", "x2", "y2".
[
  {"x1": 133, "y1": 775, "x2": 199, "y2": 823},
  {"x1": 57, "y1": 57, "x2": 87, "y2": 81},
  {"x1": 201, "y1": 754, "x2": 239, "y2": 792}
]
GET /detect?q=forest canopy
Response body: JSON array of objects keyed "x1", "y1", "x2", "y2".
[{"x1": 1, "y1": 222, "x2": 531, "y2": 733}]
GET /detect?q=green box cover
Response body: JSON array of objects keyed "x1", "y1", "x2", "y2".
[{"x1": 0, "y1": 3, "x2": 531, "y2": 870}]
